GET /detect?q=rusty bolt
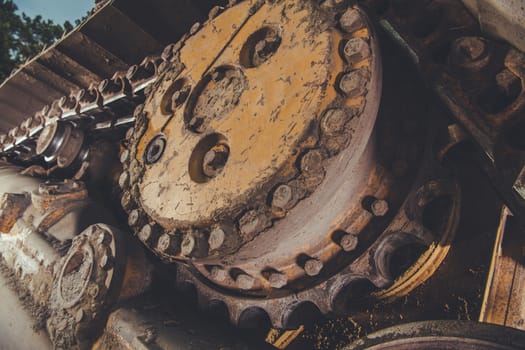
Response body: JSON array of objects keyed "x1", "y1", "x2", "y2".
[
  {"x1": 321, "y1": 108, "x2": 352, "y2": 136},
  {"x1": 370, "y1": 199, "x2": 389, "y2": 217},
  {"x1": 157, "y1": 233, "x2": 180, "y2": 255},
  {"x1": 210, "y1": 266, "x2": 228, "y2": 282},
  {"x1": 189, "y1": 22, "x2": 201, "y2": 35},
  {"x1": 237, "y1": 274, "x2": 255, "y2": 290},
  {"x1": 120, "y1": 149, "x2": 130, "y2": 164},
  {"x1": 339, "y1": 8, "x2": 364, "y2": 33},
  {"x1": 300, "y1": 149, "x2": 325, "y2": 174},
  {"x1": 125, "y1": 128, "x2": 134, "y2": 140},
  {"x1": 118, "y1": 171, "x2": 130, "y2": 189},
  {"x1": 450, "y1": 37, "x2": 489, "y2": 70},
  {"x1": 75, "y1": 309, "x2": 85, "y2": 323},
  {"x1": 339, "y1": 233, "x2": 359, "y2": 252},
  {"x1": 121, "y1": 191, "x2": 134, "y2": 211},
  {"x1": 170, "y1": 86, "x2": 191, "y2": 111},
  {"x1": 268, "y1": 272, "x2": 288, "y2": 289},
  {"x1": 343, "y1": 37, "x2": 370, "y2": 65},
  {"x1": 208, "y1": 6, "x2": 223, "y2": 20},
  {"x1": 138, "y1": 224, "x2": 154, "y2": 243},
  {"x1": 304, "y1": 259, "x2": 323, "y2": 276},
  {"x1": 272, "y1": 184, "x2": 295, "y2": 210},
  {"x1": 181, "y1": 234, "x2": 196, "y2": 256},
  {"x1": 208, "y1": 227, "x2": 226, "y2": 250},
  {"x1": 339, "y1": 69, "x2": 368, "y2": 99},
  {"x1": 239, "y1": 210, "x2": 270, "y2": 237},
  {"x1": 128, "y1": 209, "x2": 144, "y2": 227},
  {"x1": 181, "y1": 231, "x2": 208, "y2": 258},
  {"x1": 203, "y1": 143, "x2": 230, "y2": 178}
]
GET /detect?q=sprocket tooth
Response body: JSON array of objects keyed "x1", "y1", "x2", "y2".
[
  {"x1": 329, "y1": 275, "x2": 376, "y2": 315},
  {"x1": 238, "y1": 306, "x2": 272, "y2": 329},
  {"x1": 205, "y1": 299, "x2": 230, "y2": 321},
  {"x1": 281, "y1": 301, "x2": 323, "y2": 330}
]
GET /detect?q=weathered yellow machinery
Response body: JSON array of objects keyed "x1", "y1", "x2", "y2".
[{"x1": 1, "y1": 1, "x2": 525, "y2": 349}]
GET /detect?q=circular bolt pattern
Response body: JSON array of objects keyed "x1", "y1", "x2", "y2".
[
  {"x1": 304, "y1": 259, "x2": 323, "y2": 277},
  {"x1": 144, "y1": 135, "x2": 167, "y2": 165}
]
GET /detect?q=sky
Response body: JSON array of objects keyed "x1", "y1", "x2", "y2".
[{"x1": 13, "y1": 0, "x2": 94, "y2": 25}]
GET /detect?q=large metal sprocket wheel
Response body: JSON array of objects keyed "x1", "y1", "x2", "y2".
[{"x1": 119, "y1": 0, "x2": 461, "y2": 328}]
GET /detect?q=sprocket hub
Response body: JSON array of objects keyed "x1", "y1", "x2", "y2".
[{"x1": 120, "y1": 0, "x2": 461, "y2": 328}]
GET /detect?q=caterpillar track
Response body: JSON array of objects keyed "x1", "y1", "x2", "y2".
[{"x1": 0, "y1": 0, "x2": 525, "y2": 349}]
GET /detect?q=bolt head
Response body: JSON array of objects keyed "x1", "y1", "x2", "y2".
[
  {"x1": 210, "y1": 267, "x2": 228, "y2": 282},
  {"x1": 340, "y1": 234, "x2": 358, "y2": 252},
  {"x1": 304, "y1": 259, "x2": 323, "y2": 276},
  {"x1": 181, "y1": 234, "x2": 196, "y2": 256},
  {"x1": 272, "y1": 185, "x2": 294, "y2": 209},
  {"x1": 120, "y1": 149, "x2": 130, "y2": 164},
  {"x1": 208, "y1": 227, "x2": 226, "y2": 250},
  {"x1": 339, "y1": 69, "x2": 368, "y2": 99},
  {"x1": 268, "y1": 273, "x2": 288, "y2": 289},
  {"x1": 371, "y1": 199, "x2": 389, "y2": 217},
  {"x1": 343, "y1": 37, "x2": 370, "y2": 65},
  {"x1": 118, "y1": 171, "x2": 130, "y2": 189},
  {"x1": 237, "y1": 274, "x2": 255, "y2": 290},
  {"x1": 321, "y1": 109, "x2": 350, "y2": 136},
  {"x1": 339, "y1": 8, "x2": 364, "y2": 33}
]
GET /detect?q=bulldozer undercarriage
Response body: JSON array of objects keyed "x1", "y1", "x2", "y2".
[{"x1": 1, "y1": 0, "x2": 525, "y2": 349}]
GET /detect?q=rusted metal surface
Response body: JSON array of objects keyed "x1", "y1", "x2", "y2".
[
  {"x1": 359, "y1": 0, "x2": 525, "y2": 229},
  {"x1": 114, "y1": 0, "x2": 465, "y2": 329},
  {"x1": 0, "y1": 164, "x2": 153, "y2": 349},
  {"x1": 344, "y1": 320, "x2": 525, "y2": 350}
]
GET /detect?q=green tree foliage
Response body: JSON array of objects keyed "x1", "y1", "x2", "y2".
[{"x1": 0, "y1": 0, "x2": 73, "y2": 82}]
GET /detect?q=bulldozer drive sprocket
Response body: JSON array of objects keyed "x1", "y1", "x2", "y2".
[{"x1": 120, "y1": 0, "x2": 461, "y2": 328}]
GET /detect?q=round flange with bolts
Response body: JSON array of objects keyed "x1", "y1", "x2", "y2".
[{"x1": 119, "y1": 0, "x2": 461, "y2": 328}]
